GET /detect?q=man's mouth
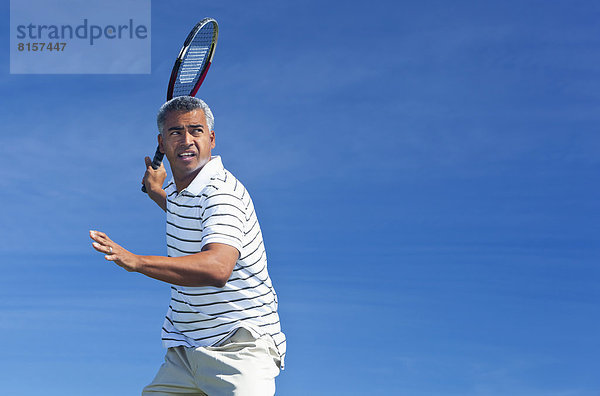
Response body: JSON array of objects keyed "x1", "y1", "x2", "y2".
[{"x1": 178, "y1": 152, "x2": 196, "y2": 158}]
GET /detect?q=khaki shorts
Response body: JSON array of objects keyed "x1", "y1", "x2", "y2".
[{"x1": 142, "y1": 328, "x2": 281, "y2": 396}]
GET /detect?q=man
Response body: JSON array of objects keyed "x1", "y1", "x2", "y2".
[{"x1": 90, "y1": 96, "x2": 285, "y2": 395}]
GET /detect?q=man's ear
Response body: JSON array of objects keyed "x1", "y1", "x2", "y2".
[
  {"x1": 158, "y1": 133, "x2": 164, "y2": 154},
  {"x1": 210, "y1": 130, "x2": 216, "y2": 149}
]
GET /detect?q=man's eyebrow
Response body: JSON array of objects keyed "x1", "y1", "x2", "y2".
[{"x1": 167, "y1": 124, "x2": 204, "y2": 131}]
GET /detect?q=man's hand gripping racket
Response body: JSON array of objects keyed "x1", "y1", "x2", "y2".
[{"x1": 142, "y1": 17, "x2": 219, "y2": 193}]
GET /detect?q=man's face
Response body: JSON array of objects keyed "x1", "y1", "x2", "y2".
[{"x1": 158, "y1": 109, "x2": 215, "y2": 186}]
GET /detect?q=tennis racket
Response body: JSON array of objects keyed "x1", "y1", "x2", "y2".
[{"x1": 142, "y1": 17, "x2": 219, "y2": 193}]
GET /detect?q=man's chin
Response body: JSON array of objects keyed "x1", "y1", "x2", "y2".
[{"x1": 173, "y1": 160, "x2": 208, "y2": 179}]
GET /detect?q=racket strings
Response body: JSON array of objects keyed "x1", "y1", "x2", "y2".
[{"x1": 173, "y1": 23, "x2": 215, "y2": 97}]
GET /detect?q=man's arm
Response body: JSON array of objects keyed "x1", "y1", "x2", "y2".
[
  {"x1": 142, "y1": 156, "x2": 167, "y2": 212},
  {"x1": 90, "y1": 230, "x2": 238, "y2": 288}
]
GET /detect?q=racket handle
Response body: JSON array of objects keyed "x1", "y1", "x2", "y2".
[{"x1": 141, "y1": 145, "x2": 164, "y2": 193}]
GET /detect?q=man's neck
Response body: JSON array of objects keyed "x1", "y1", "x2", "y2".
[{"x1": 173, "y1": 169, "x2": 201, "y2": 193}]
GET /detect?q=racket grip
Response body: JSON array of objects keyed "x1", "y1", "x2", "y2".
[{"x1": 141, "y1": 145, "x2": 165, "y2": 193}]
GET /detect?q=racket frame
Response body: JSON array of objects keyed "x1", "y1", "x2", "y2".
[{"x1": 166, "y1": 18, "x2": 219, "y2": 101}]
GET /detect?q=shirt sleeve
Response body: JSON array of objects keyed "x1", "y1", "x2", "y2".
[{"x1": 200, "y1": 189, "x2": 245, "y2": 253}]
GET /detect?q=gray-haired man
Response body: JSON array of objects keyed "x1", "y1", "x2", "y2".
[{"x1": 91, "y1": 96, "x2": 285, "y2": 395}]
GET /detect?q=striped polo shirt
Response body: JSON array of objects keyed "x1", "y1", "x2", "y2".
[{"x1": 161, "y1": 156, "x2": 286, "y2": 367}]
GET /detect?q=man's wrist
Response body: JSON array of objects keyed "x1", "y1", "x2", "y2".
[{"x1": 132, "y1": 254, "x2": 143, "y2": 273}]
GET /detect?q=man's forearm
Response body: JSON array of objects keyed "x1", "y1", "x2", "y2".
[
  {"x1": 90, "y1": 230, "x2": 238, "y2": 288},
  {"x1": 148, "y1": 188, "x2": 167, "y2": 212},
  {"x1": 134, "y1": 243, "x2": 239, "y2": 287}
]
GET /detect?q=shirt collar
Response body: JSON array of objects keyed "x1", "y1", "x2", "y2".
[{"x1": 168, "y1": 156, "x2": 224, "y2": 196}]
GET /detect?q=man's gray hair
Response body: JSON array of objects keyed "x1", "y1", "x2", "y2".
[{"x1": 157, "y1": 96, "x2": 215, "y2": 134}]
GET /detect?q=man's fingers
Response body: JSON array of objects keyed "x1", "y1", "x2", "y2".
[
  {"x1": 90, "y1": 231, "x2": 121, "y2": 263},
  {"x1": 92, "y1": 242, "x2": 106, "y2": 253},
  {"x1": 90, "y1": 230, "x2": 114, "y2": 245},
  {"x1": 89, "y1": 230, "x2": 133, "y2": 271},
  {"x1": 143, "y1": 157, "x2": 152, "y2": 184},
  {"x1": 92, "y1": 242, "x2": 113, "y2": 254},
  {"x1": 90, "y1": 230, "x2": 106, "y2": 241},
  {"x1": 90, "y1": 230, "x2": 102, "y2": 241}
]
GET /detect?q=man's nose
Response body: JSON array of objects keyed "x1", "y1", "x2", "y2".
[{"x1": 182, "y1": 131, "x2": 194, "y2": 144}]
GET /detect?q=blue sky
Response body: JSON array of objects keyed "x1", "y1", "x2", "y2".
[{"x1": 1, "y1": 0, "x2": 600, "y2": 395}]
